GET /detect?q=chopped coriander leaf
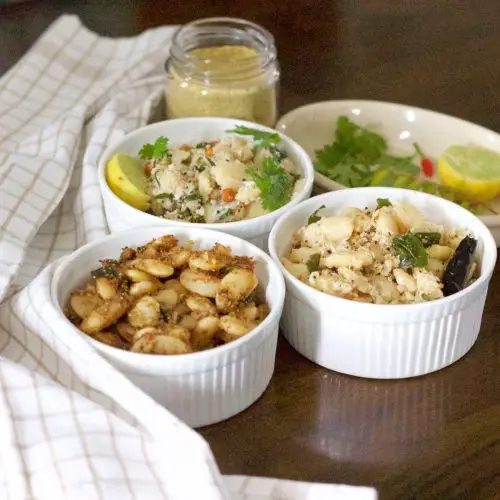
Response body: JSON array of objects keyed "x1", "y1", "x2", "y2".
[
  {"x1": 227, "y1": 126, "x2": 280, "y2": 144},
  {"x1": 227, "y1": 125, "x2": 281, "y2": 150},
  {"x1": 376, "y1": 153, "x2": 420, "y2": 175},
  {"x1": 181, "y1": 155, "x2": 192, "y2": 166},
  {"x1": 306, "y1": 253, "x2": 321, "y2": 273},
  {"x1": 413, "y1": 142, "x2": 425, "y2": 160},
  {"x1": 393, "y1": 234, "x2": 428, "y2": 268},
  {"x1": 153, "y1": 170, "x2": 161, "y2": 187},
  {"x1": 376, "y1": 198, "x2": 392, "y2": 208},
  {"x1": 218, "y1": 208, "x2": 234, "y2": 219},
  {"x1": 245, "y1": 156, "x2": 294, "y2": 211},
  {"x1": 185, "y1": 193, "x2": 202, "y2": 201},
  {"x1": 139, "y1": 136, "x2": 170, "y2": 160},
  {"x1": 314, "y1": 116, "x2": 421, "y2": 187},
  {"x1": 307, "y1": 205, "x2": 326, "y2": 225},
  {"x1": 195, "y1": 142, "x2": 210, "y2": 149},
  {"x1": 154, "y1": 193, "x2": 174, "y2": 200}
]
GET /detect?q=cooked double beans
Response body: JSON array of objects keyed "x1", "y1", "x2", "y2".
[{"x1": 66, "y1": 235, "x2": 269, "y2": 354}]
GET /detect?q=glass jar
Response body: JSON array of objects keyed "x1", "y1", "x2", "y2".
[{"x1": 166, "y1": 17, "x2": 280, "y2": 127}]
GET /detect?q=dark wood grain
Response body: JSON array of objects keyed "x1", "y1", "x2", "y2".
[{"x1": 1, "y1": 1, "x2": 499, "y2": 498}]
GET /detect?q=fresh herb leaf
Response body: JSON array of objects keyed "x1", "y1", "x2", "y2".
[
  {"x1": 245, "y1": 156, "x2": 294, "y2": 211},
  {"x1": 218, "y1": 208, "x2": 234, "y2": 219},
  {"x1": 195, "y1": 142, "x2": 210, "y2": 149},
  {"x1": 91, "y1": 266, "x2": 119, "y2": 279},
  {"x1": 376, "y1": 198, "x2": 392, "y2": 208},
  {"x1": 153, "y1": 170, "x2": 161, "y2": 187},
  {"x1": 393, "y1": 234, "x2": 428, "y2": 268},
  {"x1": 185, "y1": 193, "x2": 201, "y2": 201},
  {"x1": 228, "y1": 126, "x2": 280, "y2": 144},
  {"x1": 377, "y1": 153, "x2": 421, "y2": 175},
  {"x1": 306, "y1": 253, "x2": 321, "y2": 273},
  {"x1": 412, "y1": 232, "x2": 441, "y2": 247},
  {"x1": 308, "y1": 205, "x2": 326, "y2": 225},
  {"x1": 139, "y1": 136, "x2": 170, "y2": 160},
  {"x1": 154, "y1": 193, "x2": 174, "y2": 200},
  {"x1": 314, "y1": 116, "x2": 421, "y2": 187},
  {"x1": 413, "y1": 142, "x2": 425, "y2": 160}
]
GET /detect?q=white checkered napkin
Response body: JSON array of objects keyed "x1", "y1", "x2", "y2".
[
  {"x1": 0, "y1": 15, "x2": 378, "y2": 500},
  {"x1": 0, "y1": 14, "x2": 176, "y2": 301}
]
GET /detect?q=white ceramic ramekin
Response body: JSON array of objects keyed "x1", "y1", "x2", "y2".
[
  {"x1": 51, "y1": 226, "x2": 285, "y2": 427},
  {"x1": 97, "y1": 117, "x2": 314, "y2": 251},
  {"x1": 269, "y1": 187, "x2": 497, "y2": 379}
]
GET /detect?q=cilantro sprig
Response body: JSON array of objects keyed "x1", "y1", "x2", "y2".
[
  {"x1": 307, "y1": 205, "x2": 326, "y2": 225},
  {"x1": 226, "y1": 126, "x2": 281, "y2": 150},
  {"x1": 139, "y1": 136, "x2": 170, "y2": 161},
  {"x1": 245, "y1": 156, "x2": 294, "y2": 211},
  {"x1": 306, "y1": 253, "x2": 321, "y2": 273},
  {"x1": 314, "y1": 116, "x2": 421, "y2": 187},
  {"x1": 376, "y1": 198, "x2": 392, "y2": 208}
]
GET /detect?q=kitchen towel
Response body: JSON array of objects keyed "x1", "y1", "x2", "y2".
[{"x1": 0, "y1": 15, "x2": 377, "y2": 500}]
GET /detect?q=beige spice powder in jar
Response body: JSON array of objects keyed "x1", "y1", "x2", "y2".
[{"x1": 165, "y1": 17, "x2": 280, "y2": 127}]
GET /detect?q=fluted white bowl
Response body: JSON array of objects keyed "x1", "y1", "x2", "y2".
[
  {"x1": 268, "y1": 187, "x2": 497, "y2": 379},
  {"x1": 98, "y1": 117, "x2": 314, "y2": 251},
  {"x1": 52, "y1": 226, "x2": 285, "y2": 427}
]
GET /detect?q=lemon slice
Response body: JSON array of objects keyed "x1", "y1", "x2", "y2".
[
  {"x1": 438, "y1": 145, "x2": 500, "y2": 202},
  {"x1": 106, "y1": 153, "x2": 150, "y2": 210}
]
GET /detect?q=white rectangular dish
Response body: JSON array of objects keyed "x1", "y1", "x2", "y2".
[{"x1": 276, "y1": 100, "x2": 500, "y2": 245}]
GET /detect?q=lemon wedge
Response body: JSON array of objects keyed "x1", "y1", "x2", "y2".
[
  {"x1": 105, "y1": 154, "x2": 150, "y2": 210},
  {"x1": 437, "y1": 145, "x2": 500, "y2": 202}
]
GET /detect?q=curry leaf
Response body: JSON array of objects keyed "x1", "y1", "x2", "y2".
[
  {"x1": 393, "y1": 234, "x2": 428, "y2": 268},
  {"x1": 412, "y1": 232, "x2": 441, "y2": 247}
]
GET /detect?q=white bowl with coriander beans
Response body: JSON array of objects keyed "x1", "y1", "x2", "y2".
[
  {"x1": 98, "y1": 117, "x2": 314, "y2": 250},
  {"x1": 269, "y1": 187, "x2": 497, "y2": 379},
  {"x1": 276, "y1": 100, "x2": 500, "y2": 244},
  {"x1": 51, "y1": 226, "x2": 286, "y2": 428}
]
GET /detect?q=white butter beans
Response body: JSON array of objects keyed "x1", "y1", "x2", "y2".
[
  {"x1": 283, "y1": 200, "x2": 475, "y2": 304},
  {"x1": 66, "y1": 234, "x2": 269, "y2": 354}
]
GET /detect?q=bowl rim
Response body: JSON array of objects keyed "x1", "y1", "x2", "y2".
[
  {"x1": 276, "y1": 99, "x2": 500, "y2": 227},
  {"x1": 51, "y1": 225, "x2": 286, "y2": 367},
  {"x1": 97, "y1": 116, "x2": 315, "y2": 230},
  {"x1": 268, "y1": 186, "x2": 497, "y2": 312}
]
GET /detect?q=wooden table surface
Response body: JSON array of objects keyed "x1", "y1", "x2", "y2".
[{"x1": 1, "y1": 1, "x2": 499, "y2": 498}]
